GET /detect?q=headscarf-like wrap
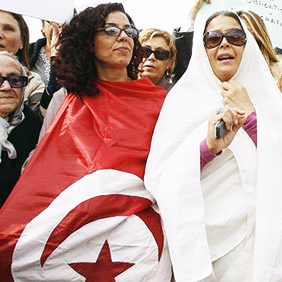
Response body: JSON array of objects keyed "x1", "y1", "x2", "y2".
[{"x1": 145, "y1": 11, "x2": 282, "y2": 282}]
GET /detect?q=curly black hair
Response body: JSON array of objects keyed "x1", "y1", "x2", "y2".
[{"x1": 54, "y1": 3, "x2": 143, "y2": 96}]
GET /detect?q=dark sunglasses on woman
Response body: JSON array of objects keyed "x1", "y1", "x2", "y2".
[
  {"x1": 203, "y1": 28, "x2": 247, "y2": 49},
  {"x1": 142, "y1": 46, "x2": 171, "y2": 61},
  {"x1": 96, "y1": 26, "x2": 138, "y2": 39},
  {"x1": 0, "y1": 76, "x2": 28, "y2": 88}
]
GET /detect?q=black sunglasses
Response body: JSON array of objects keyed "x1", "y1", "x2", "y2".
[
  {"x1": 96, "y1": 26, "x2": 138, "y2": 39},
  {"x1": 203, "y1": 28, "x2": 247, "y2": 49},
  {"x1": 142, "y1": 46, "x2": 171, "y2": 61},
  {"x1": 0, "y1": 76, "x2": 28, "y2": 88}
]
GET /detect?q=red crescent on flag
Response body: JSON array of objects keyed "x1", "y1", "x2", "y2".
[{"x1": 40, "y1": 195, "x2": 164, "y2": 266}]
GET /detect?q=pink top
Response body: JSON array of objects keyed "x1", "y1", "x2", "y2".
[{"x1": 201, "y1": 112, "x2": 257, "y2": 170}]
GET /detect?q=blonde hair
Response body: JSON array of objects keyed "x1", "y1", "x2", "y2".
[
  {"x1": 139, "y1": 28, "x2": 177, "y2": 74},
  {"x1": 238, "y1": 10, "x2": 282, "y2": 91}
]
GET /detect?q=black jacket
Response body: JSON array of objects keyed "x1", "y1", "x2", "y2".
[
  {"x1": 173, "y1": 29, "x2": 194, "y2": 84},
  {"x1": 0, "y1": 105, "x2": 42, "y2": 208},
  {"x1": 28, "y1": 38, "x2": 47, "y2": 69}
]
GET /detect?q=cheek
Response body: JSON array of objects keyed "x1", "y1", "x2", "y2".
[
  {"x1": 0, "y1": 95, "x2": 21, "y2": 115},
  {"x1": 157, "y1": 61, "x2": 169, "y2": 73},
  {"x1": 7, "y1": 34, "x2": 22, "y2": 53},
  {"x1": 205, "y1": 49, "x2": 216, "y2": 67}
]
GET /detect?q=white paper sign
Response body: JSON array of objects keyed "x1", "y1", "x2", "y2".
[
  {"x1": 0, "y1": 0, "x2": 75, "y2": 23},
  {"x1": 197, "y1": 0, "x2": 282, "y2": 48}
]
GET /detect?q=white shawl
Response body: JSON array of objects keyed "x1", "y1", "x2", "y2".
[{"x1": 144, "y1": 13, "x2": 282, "y2": 282}]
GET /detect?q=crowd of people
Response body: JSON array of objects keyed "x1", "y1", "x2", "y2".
[{"x1": 0, "y1": 0, "x2": 282, "y2": 281}]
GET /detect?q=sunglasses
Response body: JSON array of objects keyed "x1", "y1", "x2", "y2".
[
  {"x1": 0, "y1": 76, "x2": 28, "y2": 88},
  {"x1": 203, "y1": 28, "x2": 247, "y2": 49},
  {"x1": 142, "y1": 46, "x2": 171, "y2": 61},
  {"x1": 96, "y1": 26, "x2": 138, "y2": 39}
]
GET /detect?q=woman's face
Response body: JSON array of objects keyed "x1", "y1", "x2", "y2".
[
  {"x1": 0, "y1": 11, "x2": 23, "y2": 55},
  {"x1": 140, "y1": 36, "x2": 172, "y2": 85},
  {"x1": 205, "y1": 15, "x2": 245, "y2": 82},
  {"x1": 0, "y1": 56, "x2": 23, "y2": 118},
  {"x1": 94, "y1": 11, "x2": 134, "y2": 75}
]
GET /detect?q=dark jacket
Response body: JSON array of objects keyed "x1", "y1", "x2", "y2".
[
  {"x1": 172, "y1": 29, "x2": 194, "y2": 84},
  {"x1": 28, "y1": 38, "x2": 47, "y2": 69},
  {"x1": 0, "y1": 105, "x2": 42, "y2": 208}
]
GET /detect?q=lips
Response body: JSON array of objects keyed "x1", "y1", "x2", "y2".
[
  {"x1": 217, "y1": 53, "x2": 234, "y2": 61},
  {"x1": 115, "y1": 46, "x2": 131, "y2": 53},
  {"x1": 143, "y1": 64, "x2": 155, "y2": 70}
]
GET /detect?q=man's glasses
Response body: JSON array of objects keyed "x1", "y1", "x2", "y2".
[
  {"x1": 142, "y1": 47, "x2": 171, "y2": 61},
  {"x1": 96, "y1": 26, "x2": 138, "y2": 39},
  {"x1": 203, "y1": 28, "x2": 247, "y2": 49},
  {"x1": 0, "y1": 76, "x2": 28, "y2": 88}
]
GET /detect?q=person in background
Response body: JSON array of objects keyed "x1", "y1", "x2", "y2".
[
  {"x1": 0, "y1": 10, "x2": 45, "y2": 118},
  {"x1": 0, "y1": 3, "x2": 172, "y2": 281},
  {"x1": 145, "y1": 10, "x2": 282, "y2": 281},
  {"x1": 238, "y1": 10, "x2": 282, "y2": 92},
  {"x1": 139, "y1": 28, "x2": 177, "y2": 91},
  {"x1": 172, "y1": 0, "x2": 211, "y2": 83},
  {"x1": 28, "y1": 20, "x2": 62, "y2": 116},
  {"x1": 0, "y1": 51, "x2": 41, "y2": 208},
  {"x1": 28, "y1": 20, "x2": 61, "y2": 85}
]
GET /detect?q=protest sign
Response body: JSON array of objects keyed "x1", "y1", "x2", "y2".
[{"x1": 0, "y1": 0, "x2": 74, "y2": 23}]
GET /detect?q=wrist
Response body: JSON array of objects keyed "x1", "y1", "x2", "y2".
[{"x1": 206, "y1": 139, "x2": 222, "y2": 155}]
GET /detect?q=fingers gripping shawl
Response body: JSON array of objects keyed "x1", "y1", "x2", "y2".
[{"x1": 144, "y1": 14, "x2": 282, "y2": 282}]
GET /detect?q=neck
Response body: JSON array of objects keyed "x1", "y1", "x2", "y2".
[{"x1": 96, "y1": 66, "x2": 129, "y2": 82}]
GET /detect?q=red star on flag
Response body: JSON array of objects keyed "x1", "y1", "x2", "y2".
[{"x1": 69, "y1": 240, "x2": 134, "y2": 282}]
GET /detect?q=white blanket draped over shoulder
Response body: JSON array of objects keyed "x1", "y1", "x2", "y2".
[{"x1": 144, "y1": 13, "x2": 282, "y2": 282}]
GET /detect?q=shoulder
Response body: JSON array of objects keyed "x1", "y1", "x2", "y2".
[{"x1": 26, "y1": 71, "x2": 45, "y2": 92}]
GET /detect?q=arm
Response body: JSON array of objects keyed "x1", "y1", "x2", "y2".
[
  {"x1": 172, "y1": 31, "x2": 193, "y2": 83},
  {"x1": 40, "y1": 58, "x2": 60, "y2": 111},
  {"x1": 172, "y1": 0, "x2": 211, "y2": 83},
  {"x1": 243, "y1": 111, "x2": 257, "y2": 146}
]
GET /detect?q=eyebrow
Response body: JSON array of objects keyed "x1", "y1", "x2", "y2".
[
  {"x1": 0, "y1": 72, "x2": 21, "y2": 76},
  {"x1": 104, "y1": 22, "x2": 131, "y2": 28}
]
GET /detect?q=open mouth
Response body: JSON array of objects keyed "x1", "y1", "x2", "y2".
[{"x1": 217, "y1": 55, "x2": 234, "y2": 61}]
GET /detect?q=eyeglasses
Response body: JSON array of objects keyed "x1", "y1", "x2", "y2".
[
  {"x1": 203, "y1": 28, "x2": 247, "y2": 49},
  {"x1": 0, "y1": 76, "x2": 28, "y2": 88},
  {"x1": 142, "y1": 46, "x2": 171, "y2": 61},
  {"x1": 96, "y1": 26, "x2": 138, "y2": 39}
]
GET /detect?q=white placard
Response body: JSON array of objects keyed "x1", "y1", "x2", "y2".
[{"x1": 0, "y1": 0, "x2": 74, "y2": 23}]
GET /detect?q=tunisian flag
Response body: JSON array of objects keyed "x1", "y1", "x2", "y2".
[{"x1": 0, "y1": 78, "x2": 171, "y2": 281}]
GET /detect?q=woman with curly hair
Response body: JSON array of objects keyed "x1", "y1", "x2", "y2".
[{"x1": 0, "y1": 3, "x2": 172, "y2": 281}]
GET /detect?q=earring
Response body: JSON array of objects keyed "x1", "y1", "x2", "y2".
[{"x1": 166, "y1": 68, "x2": 172, "y2": 79}]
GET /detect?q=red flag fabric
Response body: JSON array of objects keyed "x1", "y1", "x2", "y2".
[{"x1": 0, "y1": 78, "x2": 171, "y2": 281}]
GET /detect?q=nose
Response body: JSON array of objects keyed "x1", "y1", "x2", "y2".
[
  {"x1": 118, "y1": 30, "x2": 130, "y2": 41},
  {"x1": 0, "y1": 80, "x2": 12, "y2": 90},
  {"x1": 220, "y1": 36, "x2": 229, "y2": 47},
  {"x1": 147, "y1": 52, "x2": 156, "y2": 61}
]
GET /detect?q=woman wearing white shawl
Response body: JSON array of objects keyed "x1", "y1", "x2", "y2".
[{"x1": 144, "y1": 10, "x2": 282, "y2": 282}]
